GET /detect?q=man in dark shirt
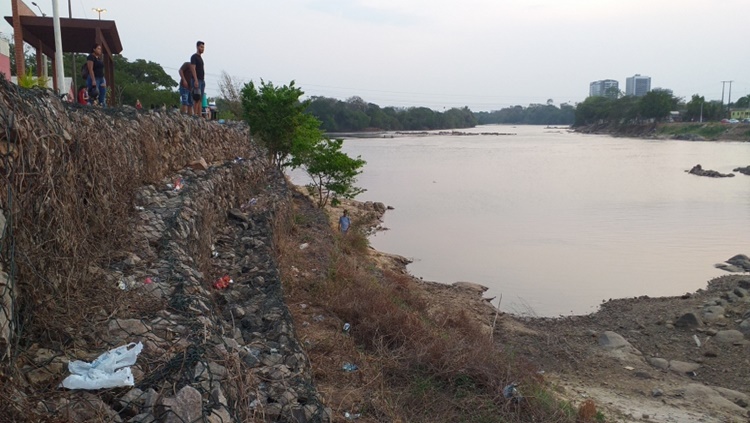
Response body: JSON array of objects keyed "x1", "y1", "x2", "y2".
[{"x1": 190, "y1": 41, "x2": 205, "y2": 117}]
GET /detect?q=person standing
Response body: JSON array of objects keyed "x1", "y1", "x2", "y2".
[
  {"x1": 338, "y1": 210, "x2": 351, "y2": 234},
  {"x1": 86, "y1": 43, "x2": 106, "y2": 106},
  {"x1": 135, "y1": 99, "x2": 143, "y2": 110},
  {"x1": 178, "y1": 61, "x2": 193, "y2": 115},
  {"x1": 190, "y1": 41, "x2": 205, "y2": 117}
]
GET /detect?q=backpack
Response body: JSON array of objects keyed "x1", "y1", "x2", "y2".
[{"x1": 81, "y1": 62, "x2": 90, "y2": 80}]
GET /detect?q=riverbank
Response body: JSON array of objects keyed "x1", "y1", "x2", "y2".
[
  {"x1": 312, "y1": 195, "x2": 750, "y2": 422},
  {"x1": 576, "y1": 121, "x2": 750, "y2": 142}
]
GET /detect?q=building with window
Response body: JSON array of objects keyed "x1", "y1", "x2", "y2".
[
  {"x1": 625, "y1": 74, "x2": 651, "y2": 96},
  {"x1": 589, "y1": 79, "x2": 619, "y2": 98}
]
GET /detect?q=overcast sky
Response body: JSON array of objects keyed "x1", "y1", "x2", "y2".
[{"x1": 2, "y1": 0, "x2": 749, "y2": 111}]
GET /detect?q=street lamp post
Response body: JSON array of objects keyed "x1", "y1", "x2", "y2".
[
  {"x1": 92, "y1": 7, "x2": 106, "y2": 20},
  {"x1": 31, "y1": 2, "x2": 46, "y2": 16}
]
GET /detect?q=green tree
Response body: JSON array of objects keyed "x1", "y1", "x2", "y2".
[
  {"x1": 241, "y1": 79, "x2": 313, "y2": 168},
  {"x1": 110, "y1": 55, "x2": 178, "y2": 107},
  {"x1": 735, "y1": 95, "x2": 750, "y2": 109},
  {"x1": 290, "y1": 132, "x2": 366, "y2": 208},
  {"x1": 640, "y1": 89, "x2": 676, "y2": 121}
]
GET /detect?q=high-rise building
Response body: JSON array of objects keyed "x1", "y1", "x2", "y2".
[
  {"x1": 589, "y1": 79, "x2": 619, "y2": 98},
  {"x1": 625, "y1": 74, "x2": 651, "y2": 96}
]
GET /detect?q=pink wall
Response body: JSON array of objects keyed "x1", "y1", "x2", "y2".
[{"x1": 0, "y1": 40, "x2": 10, "y2": 79}]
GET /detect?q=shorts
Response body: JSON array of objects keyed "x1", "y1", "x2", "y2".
[
  {"x1": 179, "y1": 86, "x2": 192, "y2": 106},
  {"x1": 190, "y1": 79, "x2": 206, "y2": 104}
]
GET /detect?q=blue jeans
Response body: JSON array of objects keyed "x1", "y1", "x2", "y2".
[{"x1": 87, "y1": 77, "x2": 106, "y2": 106}]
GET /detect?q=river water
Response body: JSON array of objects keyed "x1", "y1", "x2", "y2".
[{"x1": 292, "y1": 125, "x2": 750, "y2": 316}]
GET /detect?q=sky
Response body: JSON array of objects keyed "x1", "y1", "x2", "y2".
[{"x1": 2, "y1": 0, "x2": 749, "y2": 111}]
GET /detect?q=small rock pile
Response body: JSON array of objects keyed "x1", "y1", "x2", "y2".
[{"x1": 686, "y1": 164, "x2": 734, "y2": 178}]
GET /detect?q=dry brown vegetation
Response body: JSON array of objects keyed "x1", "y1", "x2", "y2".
[{"x1": 273, "y1": 190, "x2": 584, "y2": 422}]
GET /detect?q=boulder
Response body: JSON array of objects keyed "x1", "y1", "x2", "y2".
[
  {"x1": 187, "y1": 158, "x2": 209, "y2": 171},
  {"x1": 714, "y1": 330, "x2": 745, "y2": 344},
  {"x1": 701, "y1": 306, "x2": 725, "y2": 322},
  {"x1": 452, "y1": 281, "x2": 489, "y2": 294},
  {"x1": 686, "y1": 164, "x2": 734, "y2": 178},
  {"x1": 739, "y1": 319, "x2": 750, "y2": 336},
  {"x1": 675, "y1": 312, "x2": 703, "y2": 329},
  {"x1": 598, "y1": 331, "x2": 631, "y2": 350},
  {"x1": 669, "y1": 360, "x2": 700, "y2": 374},
  {"x1": 726, "y1": 254, "x2": 750, "y2": 272},
  {"x1": 647, "y1": 357, "x2": 669, "y2": 370},
  {"x1": 155, "y1": 385, "x2": 203, "y2": 423}
]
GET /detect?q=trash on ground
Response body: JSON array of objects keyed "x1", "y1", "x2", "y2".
[
  {"x1": 693, "y1": 334, "x2": 701, "y2": 347},
  {"x1": 241, "y1": 197, "x2": 257, "y2": 210},
  {"x1": 299, "y1": 243, "x2": 309, "y2": 250},
  {"x1": 134, "y1": 206, "x2": 145, "y2": 211},
  {"x1": 211, "y1": 244, "x2": 219, "y2": 258},
  {"x1": 144, "y1": 277, "x2": 153, "y2": 285},
  {"x1": 342, "y1": 362, "x2": 359, "y2": 372},
  {"x1": 213, "y1": 275, "x2": 233, "y2": 289},
  {"x1": 60, "y1": 342, "x2": 144, "y2": 390},
  {"x1": 173, "y1": 177, "x2": 184, "y2": 191},
  {"x1": 118, "y1": 279, "x2": 128, "y2": 290},
  {"x1": 343, "y1": 323, "x2": 351, "y2": 334},
  {"x1": 313, "y1": 315, "x2": 325, "y2": 322},
  {"x1": 344, "y1": 412, "x2": 361, "y2": 420},
  {"x1": 503, "y1": 383, "x2": 523, "y2": 403}
]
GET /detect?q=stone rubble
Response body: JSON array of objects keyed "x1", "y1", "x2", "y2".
[{"x1": 30, "y1": 158, "x2": 331, "y2": 422}]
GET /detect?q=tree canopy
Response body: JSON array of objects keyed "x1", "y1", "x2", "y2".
[
  {"x1": 475, "y1": 103, "x2": 575, "y2": 125},
  {"x1": 306, "y1": 96, "x2": 477, "y2": 132}
]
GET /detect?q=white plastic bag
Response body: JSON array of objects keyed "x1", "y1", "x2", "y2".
[{"x1": 61, "y1": 342, "x2": 143, "y2": 390}]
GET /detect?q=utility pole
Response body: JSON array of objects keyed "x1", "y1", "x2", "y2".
[
  {"x1": 721, "y1": 81, "x2": 728, "y2": 118},
  {"x1": 727, "y1": 81, "x2": 733, "y2": 119},
  {"x1": 52, "y1": 0, "x2": 65, "y2": 97}
]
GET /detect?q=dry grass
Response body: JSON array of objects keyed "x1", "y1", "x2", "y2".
[{"x1": 275, "y1": 192, "x2": 580, "y2": 423}]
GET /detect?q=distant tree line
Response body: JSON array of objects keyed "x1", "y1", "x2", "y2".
[
  {"x1": 574, "y1": 91, "x2": 750, "y2": 127},
  {"x1": 475, "y1": 101, "x2": 575, "y2": 125},
  {"x1": 306, "y1": 96, "x2": 477, "y2": 132}
]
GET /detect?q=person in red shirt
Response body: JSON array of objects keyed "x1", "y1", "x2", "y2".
[{"x1": 77, "y1": 86, "x2": 88, "y2": 105}]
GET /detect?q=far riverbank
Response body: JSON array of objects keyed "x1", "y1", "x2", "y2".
[{"x1": 575, "y1": 121, "x2": 750, "y2": 142}]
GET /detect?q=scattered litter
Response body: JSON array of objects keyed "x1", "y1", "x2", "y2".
[
  {"x1": 624, "y1": 366, "x2": 635, "y2": 371},
  {"x1": 503, "y1": 383, "x2": 523, "y2": 403},
  {"x1": 313, "y1": 315, "x2": 325, "y2": 322},
  {"x1": 537, "y1": 370, "x2": 545, "y2": 375},
  {"x1": 60, "y1": 342, "x2": 144, "y2": 390},
  {"x1": 144, "y1": 277, "x2": 154, "y2": 285},
  {"x1": 693, "y1": 334, "x2": 701, "y2": 347},
  {"x1": 343, "y1": 323, "x2": 351, "y2": 334},
  {"x1": 212, "y1": 275, "x2": 233, "y2": 289},
  {"x1": 248, "y1": 399, "x2": 259, "y2": 408},
  {"x1": 211, "y1": 244, "x2": 219, "y2": 258},
  {"x1": 173, "y1": 177, "x2": 184, "y2": 191},
  {"x1": 270, "y1": 348, "x2": 278, "y2": 353},
  {"x1": 117, "y1": 279, "x2": 128, "y2": 290},
  {"x1": 342, "y1": 362, "x2": 359, "y2": 372},
  {"x1": 299, "y1": 243, "x2": 309, "y2": 250},
  {"x1": 686, "y1": 371, "x2": 698, "y2": 377},
  {"x1": 344, "y1": 412, "x2": 361, "y2": 420},
  {"x1": 233, "y1": 156, "x2": 245, "y2": 163},
  {"x1": 134, "y1": 206, "x2": 145, "y2": 211},
  {"x1": 241, "y1": 197, "x2": 257, "y2": 210},
  {"x1": 300, "y1": 303, "x2": 308, "y2": 309}
]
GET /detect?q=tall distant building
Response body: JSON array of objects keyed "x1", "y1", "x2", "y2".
[
  {"x1": 589, "y1": 79, "x2": 619, "y2": 98},
  {"x1": 625, "y1": 74, "x2": 651, "y2": 96}
]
